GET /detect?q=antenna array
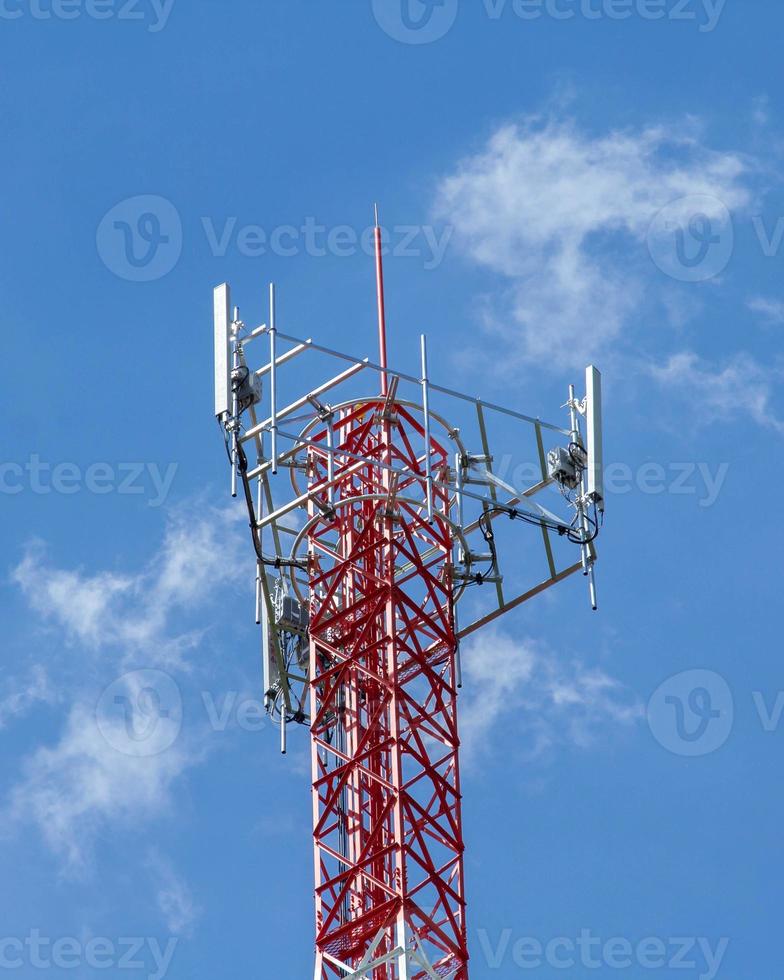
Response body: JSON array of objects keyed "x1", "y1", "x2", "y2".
[{"x1": 213, "y1": 232, "x2": 604, "y2": 979}]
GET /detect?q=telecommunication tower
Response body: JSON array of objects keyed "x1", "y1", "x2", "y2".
[{"x1": 213, "y1": 211, "x2": 604, "y2": 979}]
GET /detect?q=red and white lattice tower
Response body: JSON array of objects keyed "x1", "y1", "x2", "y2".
[
  {"x1": 307, "y1": 400, "x2": 465, "y2": 977},
  {"x1": 214, "y1": 212, "x2": 604, "y2": 980}
]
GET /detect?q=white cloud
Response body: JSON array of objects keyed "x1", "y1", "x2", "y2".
[
  {"x1": 11, "y1": 549, "x2": 134, "y2": 648},
  {"x1": 434, "y1": 116, "x2": 753, "y2": 366},
  {"x1": 0, "y1": 666, "x2": 53, "y2": 729},
  {"x1": 748, "y1": 296, "x2": 784, "y2": 325},
  {"x1": 147, "y1": 852, "x2": 200, "y2": 935},
  {"x1": 752, "y1": 95, "x2": 770, "y2": 128},
  {"x1": 11, "y1": 504, "x2": 245, "y2": 667},
  {"x1": 6, "y1": 704, "x2": 193, "y2": 870},
  {"x1": 5, "y1": 502, "x2": 247, "y2": 870},
  {"x1": 650, "y1": 350, "x2": 784, "y2": 435},
  {"x1": 459, "y1": 628, "x2": 641, "y2": 764}
]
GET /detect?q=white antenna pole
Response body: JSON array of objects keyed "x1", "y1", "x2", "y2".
[
  {"x1": 568, "y1": 383, "x2": 598, "y2": 610},
  {"x1": 421, "y1": 334, "x2": 434, "y2": 523},
  {"x1": 455, "y1": 451, "x2": 465, "y2": 565},
  {"x1": 230, "y1": 312, "x2": 241, "y2": 498},
  {"x1": 567, "y1": 384, "x2": 586, "y2": 572},
  {"x1": 454, "y1": 606, "x2": 463, "y2": 690},
  {"x1": 269, "y1": 282, "x2": 279, "y2": 474},
  {"x1": 261, "y1": 592, "x2": 271, "y2": 707},
  {"x1": 326, "y1": 414, "x2": 335, "y2": 505}
]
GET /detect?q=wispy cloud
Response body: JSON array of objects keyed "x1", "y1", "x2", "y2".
[
  {"x1": 752, "y1": 95, "x2": 771, "y2": 128},
  {"x1": 434, "y1": 115, "x2": 753, "y2": 366},
  {"x1": 459, "y1": 628, "x2": 641, "y2": 764},
  {"x1": 147, "y1": 852, "x2": 201, "y2": 936},
  {"x1": 0, "y1": 665, "x2": 54, "y2": 729},
  {"x1": 5, "y1": 503, "x2": 247, "y2": 871},
  {"x1": 6, "y1": 704, "x2": 194, "y2": 870},
  {"x1": 649, "y1": 350, "x2": 784, "y2": 435},
  {"x1": 748, "y1": 296, "x2": 784, "y2": 326},
  {"x1": 11, "y1": 503, "x2": 245, "y2": 668}
]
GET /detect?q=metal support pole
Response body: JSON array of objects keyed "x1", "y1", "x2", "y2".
[
  {"x1": 261, "y1": 591, "x2": 271, "y2": 706},
  {"x1": 269, "y1": 283, "x2": 279, "y2": 474},
  {"x1": 587, "y1": 556, "x2": 598, "y2": 611},
  {"x1": 567, "y1": 384, "x2": 588, "y2": 574},
  {"x1": 230, "y1": 318, "x2": 240, "y2": 498},
  {"x1": 454, "y1": 606, "x2": 463, "y2": 690},
  {"x1": 455, "y1": 451, "x2": 465, "y2": 564},
  {"x1": 569, "y1": 384, "x2": 598, "y2": 610},
  {"x1": 421, "y1": 334, "x2": 434, "y2": 523},
  {"x1": 326, "y1": 414, "x2": 335, "y2": 505}
]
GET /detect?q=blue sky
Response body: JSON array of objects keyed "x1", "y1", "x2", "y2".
[{"x1": 2, "y1": 0, "x2": 783, "y2": 977}]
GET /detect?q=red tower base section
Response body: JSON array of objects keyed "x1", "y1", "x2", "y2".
[{"x1": 306, "y1": 398, "x2": 469, "y2": 979}]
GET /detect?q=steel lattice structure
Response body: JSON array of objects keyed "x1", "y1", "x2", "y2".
[
  {"x1": 306, "y1": 399, "x2": 466, "y2": 978},
  {"x1": 213, "y1": 213, "x2": 604, "y2": 979}
]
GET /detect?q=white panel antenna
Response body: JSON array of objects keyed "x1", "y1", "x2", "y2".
[
  {"x1": 585, "y1": 365, "x2": 604, "y2": 513},
  {"x1": 214, "y1": 283, "x2": 231, "y2": 419}
]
